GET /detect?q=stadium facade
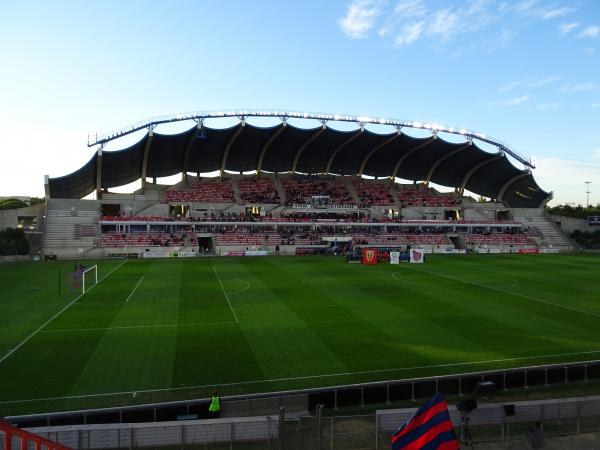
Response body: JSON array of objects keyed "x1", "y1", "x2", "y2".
[{"x1": 10, "y1": 111, "x2": 575, "y2": 258}]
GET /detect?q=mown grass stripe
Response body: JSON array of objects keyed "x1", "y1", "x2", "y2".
[{"x1": 0, "y1": 258, "x2": 127, "y2": 365}]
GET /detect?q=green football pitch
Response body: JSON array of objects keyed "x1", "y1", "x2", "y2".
[{"x1": 1, "y1": 254, "x2": 599, "y2": 415}]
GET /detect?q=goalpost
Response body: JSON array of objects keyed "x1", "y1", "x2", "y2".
[{"x1": 82, "y1": 265, "x2": 98, "y2": 294}]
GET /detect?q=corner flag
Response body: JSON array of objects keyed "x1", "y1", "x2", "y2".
[{"x1": 391, "y1": 393, "x2": 459, "y2": 450}]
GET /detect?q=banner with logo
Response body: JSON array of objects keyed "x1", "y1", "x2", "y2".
[
  {"x1": 540, "y1": 248, "x2": 559, "y2": 253},
  {"x1": 390, "y1": 251, "x2": 400, "y2": 264},
  {"x1": 245, "y1": 250, "x2": 268, "y2": 256},
  {"x1": 410, "y1": 248, "x2": 425, "y2": 263},
  {"x1": 362, "y1": 248, "x2": 378, "y2": 265},
  {"x1": 588, "y1": 216, "x2": 600, "y2": 226},
  {"x1": 518, "y1": 248, "x2": 539, "y2": 254},
  {"x1": 221, "y1": 250, "x2": 246, "y2": 256},
  {"x1": 143, "y1": 249, "x2": 197, "y2": 258}
]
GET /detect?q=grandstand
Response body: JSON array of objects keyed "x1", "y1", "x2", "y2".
[
  {"x1": 2, "y1": 111, "x2": 598, "y2": 450},
  {"x1": 33, "y1": 111, "x2": 572, "y2": 258}
]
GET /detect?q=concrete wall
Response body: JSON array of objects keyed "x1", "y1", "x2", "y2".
[
  {"x1": 0, "y1": 203, "x2": 45, "y2": 231},
  {"x1": 0, "y1": 255, "x2": 30, "y2": 263},
  {"x1": 552, "y1": 215, "x2": 589, "y2": 233}
]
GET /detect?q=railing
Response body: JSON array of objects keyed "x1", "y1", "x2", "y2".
[
  {"x1": 11, "y1": 396, "x2": 600, "y2": 450},
  {"x1": 0, "y1": 420, "x2": 72, "y2": 450},
  {"x1": 6, "y1": 360, "x2": 600, "y2": 429}
]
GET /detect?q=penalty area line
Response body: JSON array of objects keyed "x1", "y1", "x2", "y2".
[
  {"x1": 39, "y1": 321, "x2": 237, "y2": 333},
  {"x1": 2, "y1": 348, "x2": 600, "y2": 405},
  {"x1": 125, "y1": 276, "x2": 144, "y2": 303},
  {"x1": 403, "y1": 266, "x2": 600, "y2": 319},
  {"x1": 212, "y1": 266, "x2": 239, "y2": 323},
  {"x1": 0, "y1": 258, "x2": 128, "y2": 366}
]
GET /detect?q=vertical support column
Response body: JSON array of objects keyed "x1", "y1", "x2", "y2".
[
  {"x1": 315, "y1": 404, "x2": 323, "y2": 450},
  {"x1": 141, "y1": 127, "x2": 155, "y2": 193},
  {"x1": 278, "y1": 407, "x2": 285, "y2": 450},
  {"x1": 20, "y1": 435, "x2": 27, "y2": 450},
  {"x1": 375, "y1": 413, "x2": 379, "y2": 450},
  {"x1": 44, "y1": 175, "x2": 50, "y2": 198},
  {"x1": 96, "y1": 146, "x2": 103, "y2": 200},
  {"x1": 4, "y1": 429, "x2": 11, "y2": 450}
]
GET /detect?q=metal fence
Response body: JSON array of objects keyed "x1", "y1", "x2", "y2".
[
  {"x1": 8, "y1": 359, "x2": 600, "y2": 429},
  {"x1": 6, "y1": 396, "x2": 600, "y2": 450}
]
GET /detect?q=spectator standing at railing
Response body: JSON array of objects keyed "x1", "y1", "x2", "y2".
[{"x1": 209, "y1": 392, "x2": 221, "y2": 418}]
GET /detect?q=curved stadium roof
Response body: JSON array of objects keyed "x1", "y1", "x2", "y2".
[{"x1": 48, "y1": 111, "x2": 551, "y2": 208}]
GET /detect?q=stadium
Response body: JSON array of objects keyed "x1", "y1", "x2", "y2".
[{"x1": 1, "y1": 110, "x2": 599, "y2": 449}]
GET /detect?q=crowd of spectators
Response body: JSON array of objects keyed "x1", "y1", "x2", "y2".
[
  {"x1": 281, "y1": 177, "x2": 354, "y2": 206},
  {"x1": 165, "y1": 178, "x2": 234, "y2": 203},
  {"x1": 395, "y1": 185, "x2": 459, "y2": 207},
  {"x1": 238, "y1": 178, "x2": 280, "y2": 204},
  {"x1": 353, "y1": 180, "x2": 395, "y2": 206},
  {"x1": 100, "y1": 231, "x2": 197, "y2": 247},
  {"x1": 461, "y1": 232, "x2": 533, "y2": 245}
]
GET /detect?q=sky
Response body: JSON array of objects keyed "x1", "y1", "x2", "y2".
[{"x1": 0, "y1": 0, "x2": 599, "y2": 205}]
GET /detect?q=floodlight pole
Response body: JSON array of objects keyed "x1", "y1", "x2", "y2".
[{"x1": 585, "y1": 181, "x2": 591, "y2": 208}]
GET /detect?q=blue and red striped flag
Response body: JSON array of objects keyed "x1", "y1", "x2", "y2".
[{"x1": 391, "y1": 393, "x2": 459, "y2": 450}]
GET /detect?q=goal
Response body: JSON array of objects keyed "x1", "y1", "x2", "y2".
[{"x1": 82, "y1": 265, "x2": 98, "y2": 293}]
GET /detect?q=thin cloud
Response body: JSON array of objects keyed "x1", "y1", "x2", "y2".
[
  {"x1": 429, "y1": 8, "x2": 460, "y2": 42},
  {"x1": 394, "y1": 21, "x2": 425, "y2": 46},
  {"x1": 340, "y1": 0, "x2": 578, "y2": 52},
  {"x1": 560, "y1": 82, "x2": 600, "y2": 93},
  {"x1": 592, "y1": 102, "x2": 600, "y2": 109},
  {"x1": 491, "y1": 94, "x2": 533, "y2": 106},
  {"x1": 392, "y1": 0, "x2": 427, "y2": 18},
  {"x1": 529, "y1": 75, "x2": 562, "y2": 88},
  {"x1": 512, "y1": 1, "x2": 576, "y2": 21},
  {"x1": 539, "y1": 7, "x2": 576, "y2": 20},
  {"x1": 379, "y1": 0, "x2": 426, "y2": 37},
  {"x1": 536, "y1": 103, "x2": 560, "y2": 110},
  {"x1": 500, "y1": 75, "x2": 561, "y2": 92},
  {"x1": 558, "y1": 22, "x2": 579, "y2": 35},
  {"x1": 584, "y1": 48, "x2": 596, "y2": 56},
  {"x1": 579, "y1": 25, "x2": 600, "y2": 39},
  {"x1": 338, "y1": 0, "x2": 385, "y2": 39}
]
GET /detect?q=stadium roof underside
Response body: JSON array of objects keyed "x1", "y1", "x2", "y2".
[{"x1": 48, "y1": 113, "x2": 551, "y2": 208}]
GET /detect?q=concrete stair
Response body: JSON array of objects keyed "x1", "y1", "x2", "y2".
[
  {"x1": 342, "y1": 177, "x2": 361, "y2": 205},
  {"x1": 43, "y1": 210, "x2": 99, "y2": 252},
  {"x1": 514, "y1": 214, "x2": 575, "y2": 251},
  {"x1": 272, "y1": 176, "x2": 287, "y2": 205},
  {"x1": 230, "y1": 178, "x2": 243, "y2": 204}
]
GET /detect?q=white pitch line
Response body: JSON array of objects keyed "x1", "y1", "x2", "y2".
[
  {"x1": 0, "y1": 258, "x2": 128, "y2": 365},
  {"x1": 228, "y1": 278, "x2": 251, "y2": 296},
  {"x1": 212, "y1": 266, "x2": 239, "y2": 323},
  {"x1": 125, "y1": 276, "x2": 144, "y2": 303},
  {"x1": 392, "y1": 272, "x2": 519, "y2": 290},
  {"x1": 1, "y1": 348, "x2": 599, "y2": 405},
  {"x1": 39, "y1": 321, "x2": 237, "y2": 333},
  {"x1": 404, "y1": 266, "x2": 600, "y2": 318}
]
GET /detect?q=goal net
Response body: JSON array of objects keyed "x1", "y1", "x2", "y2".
[{"x1": 82, "y1": 265, "x2": 98, "y2": 293}]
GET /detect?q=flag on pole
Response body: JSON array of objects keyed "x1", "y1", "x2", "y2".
[{"x1": 391, "y1": 393, "x2": 459, "y2": 450}]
